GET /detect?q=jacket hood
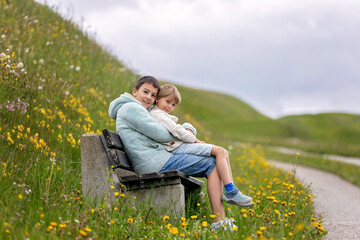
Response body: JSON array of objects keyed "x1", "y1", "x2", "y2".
[{"x1": 108, "y1": 92, "x2": 139, "y2": 119}]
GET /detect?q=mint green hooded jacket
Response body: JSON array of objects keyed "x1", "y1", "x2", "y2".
[{"x1": 108, "y1": 93, "x2": 177, "y2": 174}]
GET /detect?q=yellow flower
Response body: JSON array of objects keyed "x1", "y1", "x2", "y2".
[
  {"x1": 274, "y1": 210, "x2": 280, "y2": 215},
  {"x1": 180, "y1": 233, "x2": 185, "y2": 237},
  {"x1": 210, "y1": 214, "x2": 216, "y2": 219},
  {"x1": 163, "y1": 215, "x2": 169, "y2": 221},
  {"x1": 181, "y1": 217, "x2": 186, "y2": 221},
  {"x1": 120, "y1": 194, "x2": 125, "y2": 198},
  {"x1": 166, "y1": 223, "x2": 172, "y2": 230},
  {"x1": 110, "y1": 220, "x2": 115, "y2": 224},
  {"x1": 296, "y1": 152, "x2": 300, "y2": 156},
  {"x1": 202, "y1": 221, "x2": 208, "y2": 227},
  {"x1": 46, "y1": 226, "x2": 53, "y2": 232},
  {"x1": 91, "y1": 209, "x2": 95, "y2": 214},
  {"x1": 18, "y1": 194, "x2": 23, "y2": 200},
  {"x1": 181, "y1": 221, "x2": 188, "y2": 227},
  {"x1": 59, "y1": 223, "x2": 67, "y2": 229},
  {"x1": 114, "y1": 192, "x2": 120, "y2": 197},
  {"x1": 84, "y1": 227, "x2": 92, "y2": 232},
  {"x1": 127, "y1": 218, "x2": 134, "y2": 223},
  {"x1": 50, "y1": 222, "x2": 57, "y2": 227},
  {"x1": 243, "y1": 213, "x2": 247, "y2": 218},
  {"x1": 190, "y1": 215, "x2": 197, "y2": 219},
  {"x1": 79, "y1": 229, "x2": 87, "y2": 237},
  {"x1": 231, "y1": 226, "x2": 238, "y2": 231},
  {"x1": 169, "y1": 227, "x2": 178, "y2": 235}
]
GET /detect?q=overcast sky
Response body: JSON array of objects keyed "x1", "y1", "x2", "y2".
[{"x1": 35, "y1": 0, "x2": 360, "y2": 118}]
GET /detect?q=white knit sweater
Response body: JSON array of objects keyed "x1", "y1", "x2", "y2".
[{"x1": 150, "y1": 106, "x2": 196, "y2": 151}]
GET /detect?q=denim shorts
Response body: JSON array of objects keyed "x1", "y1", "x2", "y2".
[
  {"x1": 172, "y1": 143, "x2": 214, "y2": 156},
  {"x1": 159, "y1": 154, "x2": 216, "y2": 178}
]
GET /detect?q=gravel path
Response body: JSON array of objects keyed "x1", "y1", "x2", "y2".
[{"x1": 270, "y1": 161, "x2": 360, "y2": 240}]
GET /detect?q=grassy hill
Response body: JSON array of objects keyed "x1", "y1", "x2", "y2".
[
  {"x1": 0, "y1": 0, "x2": 328, "y2": 239},
  {"x1": 175, "y1": 86, "x2": 360, "y2": 156}
]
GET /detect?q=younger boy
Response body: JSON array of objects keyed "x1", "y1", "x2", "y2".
[{"x1": 150, "y1": 84, "x2": 253, "y2": 207}]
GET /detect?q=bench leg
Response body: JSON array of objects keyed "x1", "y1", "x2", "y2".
[
  {"x1": 81, "y1": 133, "x2": 120, "y2": 204},
  {"x1": 124, "y1": 184, "x2": 185, "y2": 218}
]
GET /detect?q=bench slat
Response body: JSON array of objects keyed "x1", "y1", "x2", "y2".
[{"x1": 102, "y1": 129, "x2": 124, "y2": 150}]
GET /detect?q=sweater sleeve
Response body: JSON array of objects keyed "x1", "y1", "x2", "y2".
[
  {"x1": 118, "y1": 103, "x2": 177, "y2": 143},
  {"x1": 151, "y1": 110, "x2": 196, "y2": 143}
]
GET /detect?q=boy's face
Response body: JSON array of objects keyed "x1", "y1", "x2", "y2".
[
  {"x1": 132, "y1": 83, "x2": 158, "y2": 109},
  {"x1": 156, "y1": 95, "x2": 177, "y2": 113}
]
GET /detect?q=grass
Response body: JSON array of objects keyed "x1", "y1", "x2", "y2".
[
  {"x1": 263, "y1": 149, "x2": 360, "y2": 188},
  {"x1": 1, "y1": 0, "x2": 326, "y2": 239}
]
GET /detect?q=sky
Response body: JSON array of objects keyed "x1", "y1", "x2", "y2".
[{"x1": 35, "y1": 0, "x2": 360, "y2": 118}]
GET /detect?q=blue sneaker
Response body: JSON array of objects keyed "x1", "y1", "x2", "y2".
[
  {"x1": 210, "y1": 218, "x2": 237, "y2": 231},
  {"x1": 221, "y1": 188, "x2": 253, "y2": 207}
]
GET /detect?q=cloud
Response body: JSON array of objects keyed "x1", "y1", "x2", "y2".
[{"x1": 36, "y1": 0, "x2": 360, "y2": 118}]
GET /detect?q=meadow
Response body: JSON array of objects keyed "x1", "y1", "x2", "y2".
[{"x1": 0, "y1": 0, "x2": 326, "y2": 239}]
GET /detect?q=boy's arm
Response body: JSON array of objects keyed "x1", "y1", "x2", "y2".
[
  {"x1": 119, "y1": 103, "x2": 177, "y2": 143},
  {"x1": 151, "y1": 111, "x2": 196, "y2": 143}
]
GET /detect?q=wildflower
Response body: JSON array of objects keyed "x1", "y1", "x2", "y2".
[
  {"x1": 163, "y1": 215, "x2": 169, "y2": 221},
  {"x1": 127, "y1": 218, "x2": 133, "y2": 223},
  {"x1": 39, "y1": 59, "x2": 44, "y2": 65},
  {"x1": 202, "y1": 221, "x2": 208, "y2": 227},
  {"x1": 120, "y1": 194, "x2": 125, "y2": 198},
  {"x1": 84, "y1": 227, "x2": 92, "y2": 232},
  {"x1": 190, "y1": 215, "x2": 197, "y2": 219},
  {"x1": 79, "y1": 229, "x2": 87, "y2": 237},
  {"x1": 75, "y1": 66, "x2": 81, "y2": 71},
  {"x1": 17, "y1": 62, "x2": 24, "y2": 68},
  {"x1": 232, "y1": 226, "x2": 238, "y2": 231},
  {"x1": 181, "y1": 217, "x2": 186, "y2": 221},
  {"x1": 243, "y1": 213, "x2": 247, "y2": 218},
  {"x1": 59, "y1": 223, "x2": 67, "y2": 228},
  {"x1": 166, "y1": 223, "x2": 172, "y2": 230},
  {"x1": 296, "y1": 152, "x2": 300, "y2": 156},
  {"x1": 91, "y1": 209, "x2": 95, "y2": 214},
  {"x1": 50, "y1": 222, "x2": 57, "y2": 227},
  {"x1": 181, "y1": 221, "x2": 188, "y2": 227},
  {"x1": 114, "y1": 192, "x2": 120, "y2": 197},
  {"x1": 148, "y1": 221, "x2": 153, "y2": 225},
  {"x1": 18, "y1": 194, "x2": 23, "y2": 200},
  {"x1": 110, "y1": 220, "x2": 115, "y2": 224},
  {"x1": 260, "y1": 227, "x2": 266, "y2": 231},
  {"x1": 180, "y1": 233, "x2": 185, "y2": 237},
  {"x1": 210, "y1": 214, "x2": 216, "y2": 219},
  {"x1": 46, "y1": 226, "x2": 53, "y2": 232},
  {"x1": 170, "y1": 227, "x2": 179, "y2": 235}
]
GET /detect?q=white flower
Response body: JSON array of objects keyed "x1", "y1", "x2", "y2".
[
  {"x1": 65, "y1": 91, "x2": 70, "y2": 96},
  {"x1": 38, "y1": 86, "x2": 43, "y2": 90},
  {"x1": 17, "y1": 62, "x2": 24, "y2": 68},
  {"x1": 24, "y1": 15, "x2": 29, "y2": 20},
  {"x1": 0, "y1": 53, "x2": 5, "y2": 58},
  {"x1": 5, "y1": 64, "x2": 10, "y2": 68},
  {"x1": 21, "y1": 69, "x2": 26, "y2": 73},
  {"x1": 69, "y1": 65, "x2": 74, "y2": 69},
  {"x1": 75, "y1": 66, "x2": 81, "y2": 71},
  {"x1": 50, "y1": 157, "x2": 56, "y2": 162},
  {"x1": 1, "y1": 34, "x2": 5, "y2": 39},
  {"x1": 24, "y1": 48, "x2": 29, "y2": 54},
  {"x1": 39, "y1": 59, "x2": 44, "y2": 65}
]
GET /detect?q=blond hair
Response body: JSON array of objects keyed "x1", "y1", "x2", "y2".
[{"x1": 157, "y1": 84, "x2": 181, "y2": 104}]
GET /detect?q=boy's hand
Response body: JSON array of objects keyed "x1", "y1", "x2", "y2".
[{"x1": 195, "y1": 139, "x2": 205, "y2": 144}]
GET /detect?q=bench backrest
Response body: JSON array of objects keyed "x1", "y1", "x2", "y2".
[{"x1": 100, "y1": 129, "x2": 132, "y2": 171}]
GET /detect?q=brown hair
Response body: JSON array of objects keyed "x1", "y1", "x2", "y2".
[
  {"x1": 157, "y1": 84, "x2": 181, "y2": 104},
  {"x1": 135, "y1": 76, "x2": 161, "y2": 92}
]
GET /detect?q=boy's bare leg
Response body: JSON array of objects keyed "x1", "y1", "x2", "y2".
[
  {"x1": 207, "y1": 166, "x2": 226, "y2": 222},
  {"x1": 210, "y1": 146, "x2": 232, "y2": 185}
]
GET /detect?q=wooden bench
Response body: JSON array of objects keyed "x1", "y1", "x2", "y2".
[{"x1": 80, "y1": 129, "x2": 204, "y2": 217}]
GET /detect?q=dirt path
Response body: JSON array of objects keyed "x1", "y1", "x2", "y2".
[{"x1": 270, "y1": 161, "x2": 360, "y2": 240}]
